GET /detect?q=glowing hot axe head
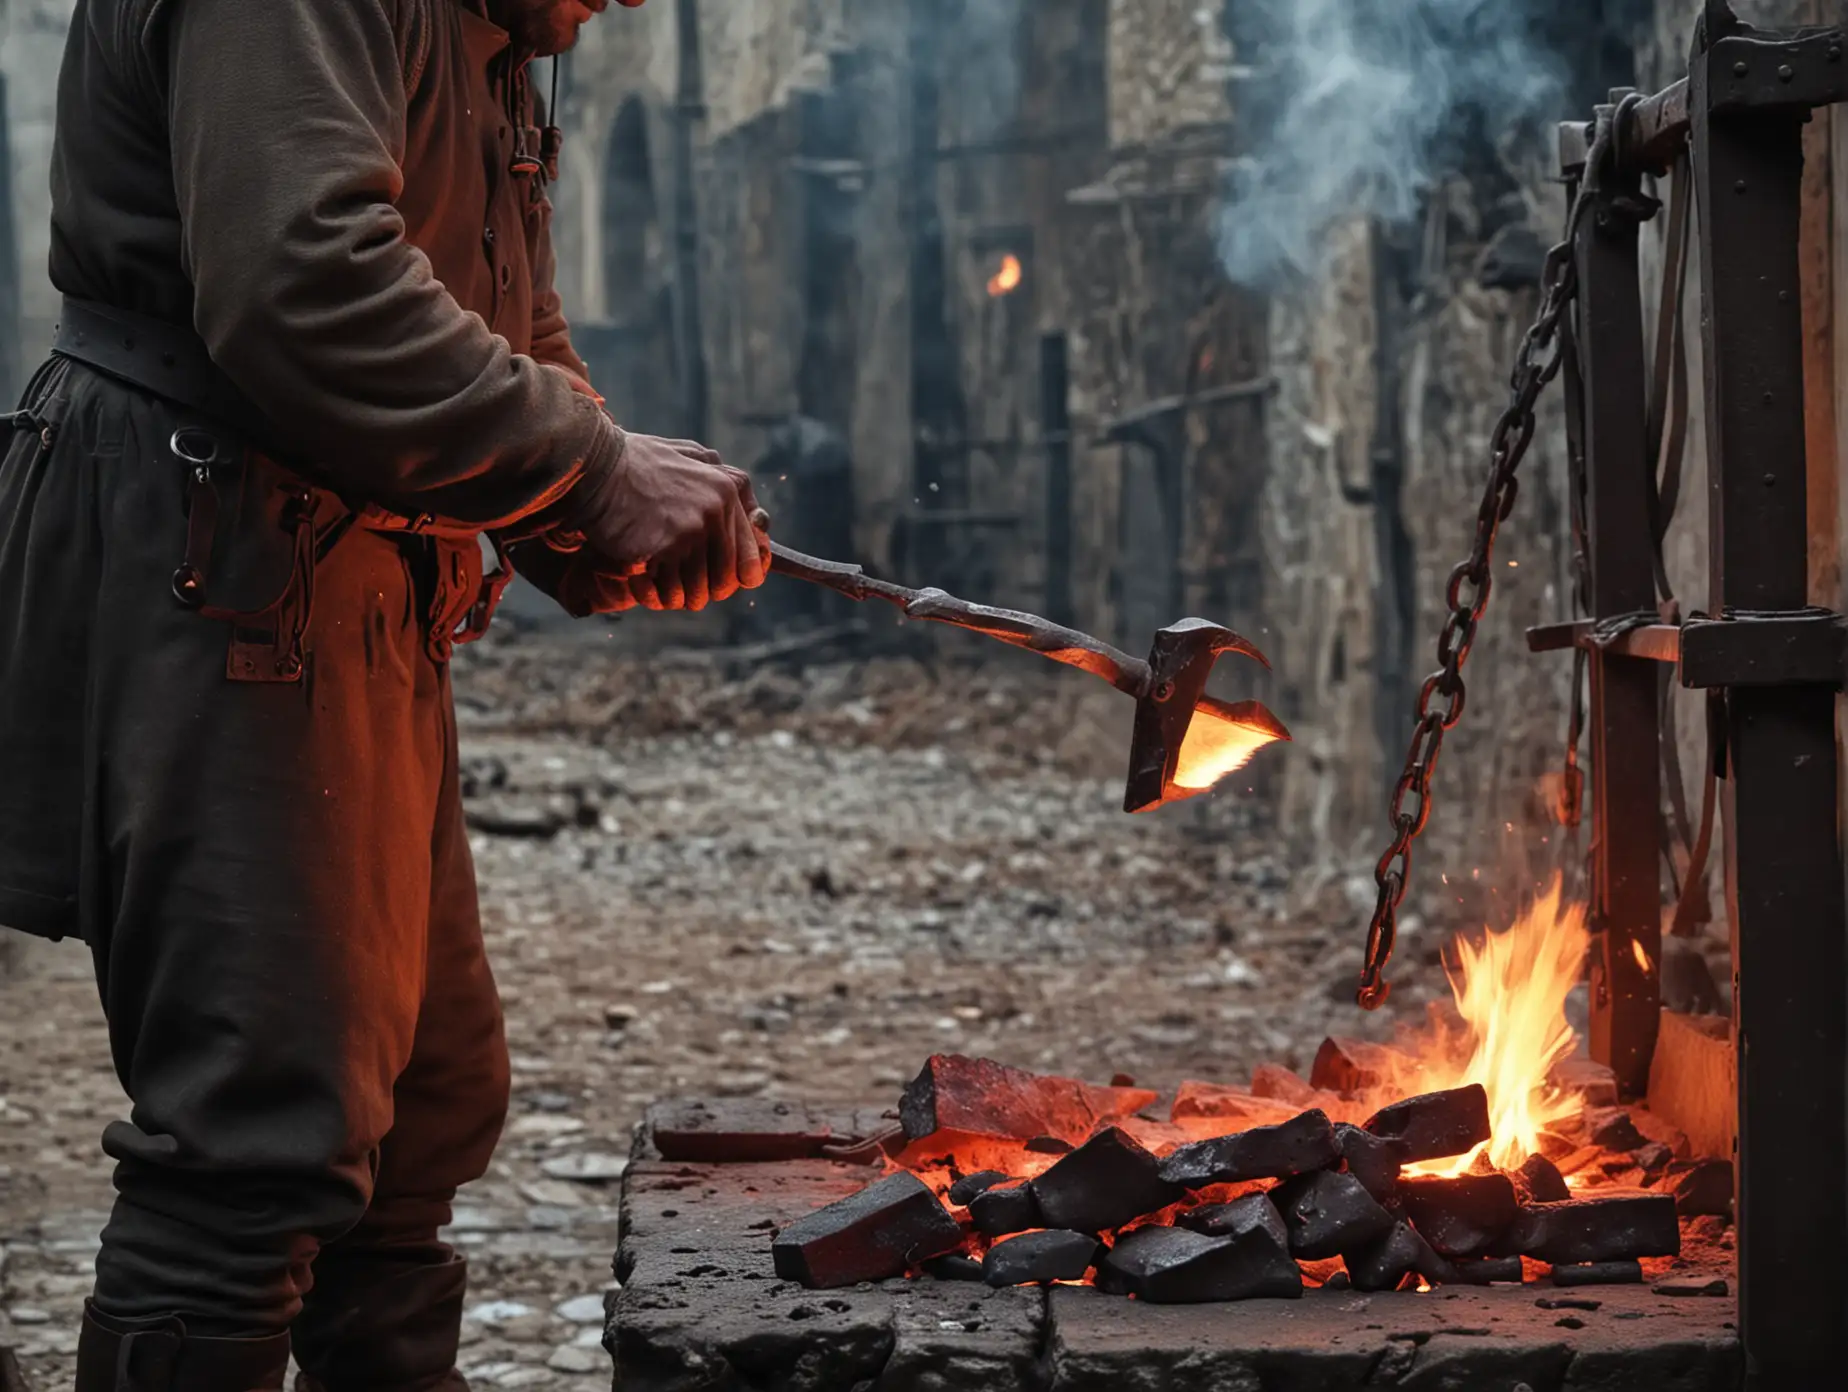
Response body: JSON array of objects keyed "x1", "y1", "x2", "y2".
[{"x1": 1123, "y1": 618, "x2": 1290, "y2": 814}]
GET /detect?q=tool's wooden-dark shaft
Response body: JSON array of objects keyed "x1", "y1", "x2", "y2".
[{"x1": 766, "y1": 539, "x2": 1152, "y2": 698}]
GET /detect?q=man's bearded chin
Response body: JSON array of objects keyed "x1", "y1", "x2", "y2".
[{"x1": 498, "y1": 1, "x2": 605, "y2": 57}]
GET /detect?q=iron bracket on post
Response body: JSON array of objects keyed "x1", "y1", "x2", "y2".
[{"x1": 1679, "y1": 609, "x2": 1848, "y2": 688}]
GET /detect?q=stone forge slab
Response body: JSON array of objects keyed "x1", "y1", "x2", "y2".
[
  {"x1": 613, "y1": 1159, "x2": 1044, "y2": 1392},
  {"x1": 1045, "y1": 1284, "x2": 1740, "y2": 1392}
]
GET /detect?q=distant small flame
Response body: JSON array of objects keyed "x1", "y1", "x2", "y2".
[
  {"x1": 987, "y1": 254, "x2": 1023, "y2": 298},
  {"x1": 1632, "y1": 939, "x2": 1651, "y2": 973},
  {"x1": 1171, "y1": 702, "x2": 1288, "y2": 792}
]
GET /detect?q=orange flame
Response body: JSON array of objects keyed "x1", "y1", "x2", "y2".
[
  {"x1": 1382, "y1": 877, "x2": 1589, "y2": 1174},
  {"x1": 1632, "y1": 939, "x2": 1651, "y2": 973},
  {"x1": 1171, "y1": 702, "x2": 1288, "y2": 792},
  {"x1": 987, "y1": 254, "x2": 1023, "y2": 297}
]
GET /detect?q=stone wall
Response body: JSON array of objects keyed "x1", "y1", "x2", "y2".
[{"x1": 0, "y1": 0, "x2": 76, "y2": 396}]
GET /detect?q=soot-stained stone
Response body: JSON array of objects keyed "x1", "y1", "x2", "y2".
[
  {"x1": 1030, "y1": 1127, "x2": 1181, "y2": 1234},
  {"x1": 983, "y1": 1230, "x2": 1103, "y2": 1287},
  {"x1": 948, "y1": 1170, "x2": 1011, "y2": 1206},
  {"x1": 898, "y1": 1054, "x2": 1158, "y2": 1144},
  {"x1": 1666, "y1": 1159, "x2": 1734, "y2": 1218},
  {"x1": 1445, "y1": 1256, "x2": 1526, "y2": 1285},
  {"x1": 647, "y1": 1098, "x2": 838, "y2": 1163},
  {"x1": 1362, "y1": 1085, "x2": 1491, "y2": 1163},
  {"x1": 771, "y1": 1171, "x2": 964, "y2": 1288},
  {"x1": 618, "y1": 1158, "x2": 1046, "y2": 1392},
  {"x1": 1516, "y1": 1152, "x2": 1571, "y2": 1204},
  {"x1": 1553, "y1": 1260, "x2": 1643, "y2": 1287},
  {"x1": 1341, "y1": 1219, "x2": 1450, "y2": 1293},
  {"x1": 1399, "y1": 1174, "x2": 1518, "y2": 1258},
  {"x1": 1097, "y1": 1218, "x2": 1302, "y2": 1303},
  {"x1": 1269, "y1": 1170, "x2": 1395, "y2": 1260},
  {"x1": 1156, "y1": 1109, "x2": 1339, "y2": 1188},
  {"x1": 969, "y1": 1184, "x2": 1042, "y2": 1237},
  {"x1": 1333, "y1": 1122, "x2": 1403, "y2": 1201},
  {"x1": 1513, "y1": 1194, "x2": 1681, "y2": 1264}
]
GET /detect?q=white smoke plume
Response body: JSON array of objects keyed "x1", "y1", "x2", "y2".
[{"x1": 1218, "y1": 0, "x2": 1568, "y2": 287}]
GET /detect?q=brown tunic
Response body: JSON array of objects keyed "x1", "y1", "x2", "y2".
[{"x1": 49, "y1": 0, "x2": 620, "y2": 533}]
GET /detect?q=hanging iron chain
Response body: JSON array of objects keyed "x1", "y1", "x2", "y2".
[{"x1": 1356, "y1": 118, "x2": 1614, "y2": 1010}]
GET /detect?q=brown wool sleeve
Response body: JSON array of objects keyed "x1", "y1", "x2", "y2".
[{"x1": 162, "y1": 0, "x2": 622, "y2": 533}]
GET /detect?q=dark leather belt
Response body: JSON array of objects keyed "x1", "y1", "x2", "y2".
[{"x1": 52, "y1": 296, "x2": 276, "y2": 446}]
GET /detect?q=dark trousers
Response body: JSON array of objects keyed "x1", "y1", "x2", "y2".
[{"x1": 0, "y1": 359, "x2": 511, "y2": 1350}]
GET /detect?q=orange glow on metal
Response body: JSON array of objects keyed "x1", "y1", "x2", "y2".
[{"x1": 1171, "y1": 704, "x2": 1285, "y2": 791}]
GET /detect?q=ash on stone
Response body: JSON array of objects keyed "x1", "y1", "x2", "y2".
[
  {"x1": 1553, "y1": 1260, "x2": 1643, "y2": 1287},
  {"x1": 948, "y1": 1170, "x2": 1011, "y2": 1206},
  {"x1": 1269, "y1": 1170, "x2": 1395, "y2": 1260},
  {"x1": 1399, "y1": 1173, "x2": 1518, "y2": 1258},
  {"x1": 773, "y1": 1171, "x2": 964, "y2": 1289},
  {"x1": 898, "y1": 1055, "x2": 1157, "y2": 1144},
  {"x1": 1342, "y1": 1220, "x2": 1449, "y2": 1293},
  {"x1": 1157, "y1": 1108, "x2": 1339, "y2": 1188},
  {"x1": 1333, "y1": 1123, "x2": 1403, "y2": 1201},
  {"x1": 1512, "y1": 1195, "x2": 1680, "y2": 1265},
  {"x1": 969, "y1": 1184, "x2": 1042, "y2": 1237},
  {"x1": 1030, "y1": 1127, "x2": 1181, "y2": 1234},
  {"x1": 1362, "y1": 1085, "x2": 1491, "y2": 1163},
  {"x1": 983, "y1": 1230, "x2": 1102, "y2": 1287},
  {"x1": 1098, "y1": 1217, "x2": 1301, "y2": 1304}
]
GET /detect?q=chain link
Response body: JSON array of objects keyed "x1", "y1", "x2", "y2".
[{"x1": 1356, "y1": 119, "x2": 1613, "y2": 1010}]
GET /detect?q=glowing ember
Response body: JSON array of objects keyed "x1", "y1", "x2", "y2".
[
  {"x1": 1398, "y1": 877, "x2": 1590, "y2": 1173},
  {"x1": 987, "y1": 253, "x2": 1024, "y2": 297},
  {"x1": 1632, "y1": 939, "x2": 1651, "y2": 972},
  {"x1": 1172, "y1": 701, "x2": 1288, "y2": 791}
]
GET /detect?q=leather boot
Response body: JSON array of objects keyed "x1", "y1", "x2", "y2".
[
  {"x1": 290, "y1": 1255, "x2": 469, "y2": 1392},
  {"x1": 74, "y1": 1304, "x2": 289, "y2": 1391}
]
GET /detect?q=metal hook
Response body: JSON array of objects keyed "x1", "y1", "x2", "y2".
[{"x1": 170, "y1": 427, "x2": 221, "y2": 480}]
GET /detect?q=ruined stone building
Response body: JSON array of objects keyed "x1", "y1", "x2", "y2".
[
  {"x1": 546, "y1": 0, "x2": 1664, "y2": 884},
  {"x1": 5, "y1": 0, "x2": 1843, "y2": 892}
]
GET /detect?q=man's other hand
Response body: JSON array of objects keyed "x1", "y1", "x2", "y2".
[{"x1": 579, "y1": 434, "x2": 769, "y2": 612}]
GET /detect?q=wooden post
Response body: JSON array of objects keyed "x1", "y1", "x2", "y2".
[
  {"x1": 1691, "y1": 26, "x2": 1848, "y2": 1383},
  {"x1": 1574, "y1": 103, "x2": 1664, "y2": 1099}
]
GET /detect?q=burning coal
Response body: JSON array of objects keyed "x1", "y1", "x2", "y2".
[
  {"x1": 1378, "y1": 877, "x2": 1590, "y2": 1173},
  {"x1": 770, "y1": 882, "x2": 1726, "y2": 1298}
]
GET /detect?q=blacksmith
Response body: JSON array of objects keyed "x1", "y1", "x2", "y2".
[{"x1": 0, "y1": 1, "x2": 755, "y2": 1387}]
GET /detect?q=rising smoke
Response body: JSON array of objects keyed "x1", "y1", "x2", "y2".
[{"x1": 1217, "y1": 0, "x2": 1569, "y2": 288}]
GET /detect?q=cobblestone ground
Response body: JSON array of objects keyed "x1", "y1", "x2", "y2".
[{"x1": 1, "y1": 631, "x2": 1503, "y2": 1388}]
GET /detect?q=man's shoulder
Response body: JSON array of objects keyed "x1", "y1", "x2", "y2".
[{"x1": 104, "y1": 0, "x2": 438, "y2": 90}]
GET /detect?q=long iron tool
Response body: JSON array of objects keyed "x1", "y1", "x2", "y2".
[{"x1": 752, "y1": 513, "x2": 1289, "y2": 812}]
